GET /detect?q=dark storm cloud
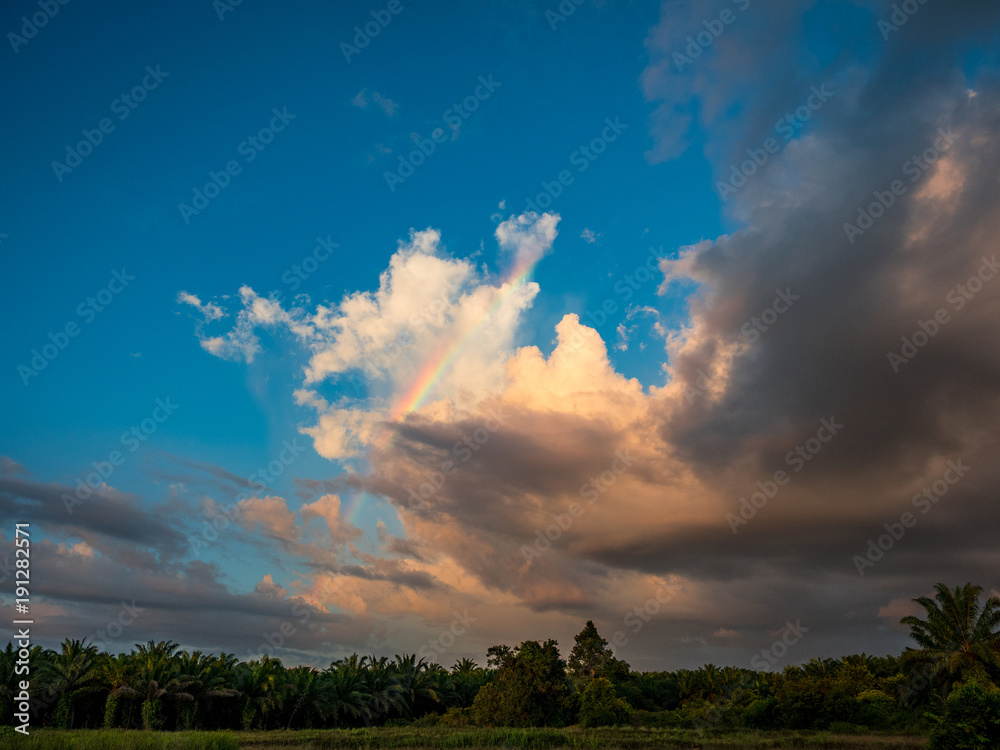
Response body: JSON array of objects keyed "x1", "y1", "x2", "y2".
[
  {"x1": 0, "y1": 470, "x2": 187, "y2": 559},
  {"x1": 337, "y1": 0, "x2": 1000, "y2": 667},
  {"x1": 26, "y1": 539, "x2": 371, "y2": 664},
  {"x1": 144, "y1": 450, "x2": 256, "y2": 499}
]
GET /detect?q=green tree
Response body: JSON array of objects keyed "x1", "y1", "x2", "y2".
[
  {"x1": 901, "y1": 583, "x2": 1000, "y2": 688},
  {"x1": 390, "y1": 653, "x2": 446, "y2": 718},
  {"x1": 284, "y1": 666, "x2": 337, "y2": 729},
  {"x1": 568, "y1": 621, "x2": 613, "y2": 680},
  {"x1": 324, "y1": 656, "x2": 374, "y2": 725},
  {"x1": 37, "y1": 639, "x2": 103, "y2": 728},
  {"x1": 928, "y1": 681, "x2": 1000, "y2": 749},
  {"x1": 472, "y1": 639, "x2": 573, "y2": 727},
  {"x1": 451, "y1": 658, "x2": 488, "y2": 707},
  {"x1": 578, "y1": 677, "x2": 629, "y2": 727},
  {"x1": 175, "y1": 650, "x2": 238, "y2": 729},
  {"x1": 235, "y1": 656, "x2": 285, "y2": 730},
  {"x1": 100, "y1": 653, "x2": 134, "y2": 728}
]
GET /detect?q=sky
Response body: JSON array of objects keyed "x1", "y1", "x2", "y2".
[{"x1": 1, "y1": 0, "x2": 999, "y2": 672}]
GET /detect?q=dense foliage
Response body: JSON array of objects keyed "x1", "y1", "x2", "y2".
[{"x1": 3, "y1": 582, "x2": 997, "y2": 743}]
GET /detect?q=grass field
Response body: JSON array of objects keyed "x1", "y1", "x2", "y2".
[{"x1": 1, "y1": 727, "x2": 929, "y2": 750}]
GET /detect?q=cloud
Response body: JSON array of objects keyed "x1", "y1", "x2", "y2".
[
  {"x1": 580, "y1": 228, "x2": 598, "y2": 244},
  {"x1": 352, "y1": 88, "x2": 398, "y2": 116},
  {"x1": 495, "y1": 211, "x2": 559, "y2": 272},
  {"x1": 162, "y1": 4, "x2": 1000, "y2": 667},
  {"x1": 180, "y1": 285, "x2": 315, "y2": 364},
  {"x1": 0, "y1": 469, "x2": 188, "y2": 562},
  {"x1": 177, "y1": 291, "x2": 224, "y2": 322},
  {"x1": 181, "y1": 213, "x2": 561, "y2": 460}
]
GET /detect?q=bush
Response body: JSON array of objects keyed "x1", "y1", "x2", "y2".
[
  {"x1": 471, "y1": 640, "x2": 574, "y2": 727},
  {"x1": 854, "y1": 689, "x2": 895, "y2": 730},
  {"x1": 741, "y1": 696, "x2": 781, "y2": 730},
  {"x1": 928, "y1": 681, "x2": 1000, "y2": 750},
  {"x1": 578, "y1": 678, "x2": 630, "y2": 728}
]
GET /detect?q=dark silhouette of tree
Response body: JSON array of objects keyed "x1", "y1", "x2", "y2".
[
  {"x1": 8, "y1": 586, "x2": 998, "y2": 733},
  {"x1": 472, "y1": 639, "x2": 573, "y2": 727},
  {"x1": 901, "y1": 582, "x2": 1000, "y2": 688},
  {"x1": 37, "y1": 639, "x2": 102, "y2": 728},
  {"x1": 568, "y1": 621, "x2": 611, "y2": 680}
]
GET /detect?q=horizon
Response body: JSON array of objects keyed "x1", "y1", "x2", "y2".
[{"x1": 2, "y1": 0, "x2": 1000, "y2": 676}]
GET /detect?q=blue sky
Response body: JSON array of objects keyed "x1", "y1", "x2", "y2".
[
  {"x1": 2, "y1": 0, "x2": 715, "y2": 497},
  {"x1": 2, "y1": 0, "x2": 999, "y2": 670}
]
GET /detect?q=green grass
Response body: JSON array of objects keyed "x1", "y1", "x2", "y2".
[
  {"x1": 0, "y1": 728, "x2": 928, "y2": 750},
  {"x1": 0, "y1": 728, "x2": 239, "y2": 750}
]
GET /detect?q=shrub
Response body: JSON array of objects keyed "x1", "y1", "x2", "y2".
[
  {"x1": 928, "y1": 681, "x2": 1000, "y2": 750},
  {"x1": 854, "y1": 689, "x2": 895, "y2": 730},
  {"x1": 578, "y1": 678, "x2": 630, "y2": 728},
  {"x1": 741, "y1": 696, "x2": 781, "y2": 730}
]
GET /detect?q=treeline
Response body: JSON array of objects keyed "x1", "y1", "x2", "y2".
[{"x1": 3, "y1": 583, "x2": 998, "y2": 748}]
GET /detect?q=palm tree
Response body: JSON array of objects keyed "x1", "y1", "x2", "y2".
[
  {"x1": 900, "y1": 582, "x2": 1000, "y2": 688},
  {"x1": 390, "y1": 654, "x2": 443, "y2": 717},
  {"x1": 37, "y1": 639, "x2": 103, "y2": 728},
  {"x1": 361, "y1": 655, "x2": 404, "y2": 722},
  {"x1": 0, "y1": 642, "x2": 17, "y2": 721},
  {"x1": 100, "y1": 653, "x2": 135, "y2": 728},
  {"x1": 175, "y1": 650, "x2": 238, "y2": 729},
  {"x1": 803, "y1": 657, "x2": 840, "y2": 679},
  {"x1": 130, "y1": 641, "x2": 195, "y2": 729},
  {"x1": 235, "y1": 656, "x2": 286, "y2": 730},
  {"x1": 451, "y1": 658, "x2": 487, "y2": 707},
  {"x1": 325, "y1": 656, "x2": 373, "y2": 725},
  {"x1": 284, "y1": 666, "x2": 339, "y2": 728}
]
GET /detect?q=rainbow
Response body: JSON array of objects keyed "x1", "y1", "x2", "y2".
[
  {"x1": 388, "y1": 252, "x2": 540, "y2": 419},
  {"x1": 346, "y1": 251, "x2": 541, "y2": 527},
  {"x1": 341, "y1": 492, "x2": 366, "y2": 526}
]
